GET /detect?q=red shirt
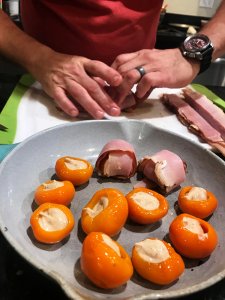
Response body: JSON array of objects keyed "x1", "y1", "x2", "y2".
[{"x1": 20, "y1": 0, "x2": 163, "y2": 65}]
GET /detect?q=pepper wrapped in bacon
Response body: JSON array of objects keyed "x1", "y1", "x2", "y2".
[
  {"x1": 138, "y1": 150, "x2": 186, "y2": 194},
  {"x1": 95, "y1": 139, "x2": 137, "y2": 179},
  {"x1": 105, "y1": 85, "x2": 143, "y2": 111}
]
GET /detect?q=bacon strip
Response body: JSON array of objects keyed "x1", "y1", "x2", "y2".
[
  {"x1": 183, "y1": 88, "x2": 225, "y2": 140},
  {"x1": 161, "y1": 93, "x2": 225, "y2": 156},
  {"x1": 104, "y1": 86, "x2": 137, "y2": 111},
  {"x1": 138, "y1": 150, "x2": 186, "y2": 194},
  {"x1": 95, "y1": 139, "x2": 137, "y2": 179}
]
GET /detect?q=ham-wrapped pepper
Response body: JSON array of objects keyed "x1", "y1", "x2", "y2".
[
  {"x1": 95, "y1": 139, "x2": 137, "y2": 179},
  {"x1": 138, "y1": 149, "x2": 186, "y2": 194}
]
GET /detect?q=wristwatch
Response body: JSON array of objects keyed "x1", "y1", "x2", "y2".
[{"x1": 180, "y1": 33, "x2": 214, "y2": 74}]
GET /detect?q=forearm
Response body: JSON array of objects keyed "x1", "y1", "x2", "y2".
[
  {"x1": 199, "y1": 0, "x2": 225, "y2": 60},
  {"x1": 0, "y1": 10, "x2": 54, "y2": 73}
]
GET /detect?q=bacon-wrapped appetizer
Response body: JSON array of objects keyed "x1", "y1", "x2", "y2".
[
  {"x1": 138, "y1": 150, "x2": 186, "y2": 194},
  {"x1": 95, "y1": 139, "x2": 137, "y2": 179}
]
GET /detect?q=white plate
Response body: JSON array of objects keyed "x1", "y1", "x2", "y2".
[{"x1": 0, "y1": 120, "x2": 225, "y2": 300}]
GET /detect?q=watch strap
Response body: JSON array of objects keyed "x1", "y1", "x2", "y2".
[{"x1": 198, "y1": 45, "x2": 213, "y2": 74}]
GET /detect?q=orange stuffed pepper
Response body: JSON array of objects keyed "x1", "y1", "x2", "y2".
[
  {"x1": 30, "y1": 203, "x2": 75, "y2": 244},
  {"x1": 81, "y1": 232, "x2": 133, "y2": 289},
  {"x1": 81, "y1": 188, "x2": 128, "y2": 236},
  {"x1": 55, "y1": 156, "x2": 93, "y2": 186},
  {"x1": 178, "y1": 186, "x2": 218, "y2": 219},
  {"x1": 132, "y1": 238, "x2": 184, "y2": 285},
  {"x1": 34, "y1": 179, "x2": 75, "y2": 206},
  {"x1": 126, "y1": 187, "x2": 169, "y2": 224},
  {"x1": 169, "y1": 213, "x2": 218, "y2": 259}
]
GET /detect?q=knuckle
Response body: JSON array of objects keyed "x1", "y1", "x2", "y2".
[
  {"x1": 90, "y1": 60, "x2": 102, "y2": 69},
  {"x1": 114, "y1": 55, "x2": 126, "y2": 65},
  {"x1": 143, "y1": 51, "x2": 152, "y2": 61}
]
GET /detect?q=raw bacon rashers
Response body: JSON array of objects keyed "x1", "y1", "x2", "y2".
[
  {"x1": 161, "y1": 93, "x2": 225, "y2": 157},
  {"x1": 95, "y1": 139, "x2": 137, "y2": 179},
  {"x1": 105, "y1": 85, "x2": 138, "y2": 111},
  {"x1": 138, "y1": 150, "x2": 186, "y2": 194},
  {"x1": 182, "y1": 88, "x2": 225, "y2": 140}
]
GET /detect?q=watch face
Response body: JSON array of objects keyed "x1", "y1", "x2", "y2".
[{"x1": 184, "y1": 35, "x2": 209, "y2": 52}]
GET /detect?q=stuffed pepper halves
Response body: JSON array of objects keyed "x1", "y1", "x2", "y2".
[
  {"x1": 95, "y1": 139, "x2": 137, "y2": 179},
  {"x1": 138, "y1": 150, "x2": 186, "y2": 194}
]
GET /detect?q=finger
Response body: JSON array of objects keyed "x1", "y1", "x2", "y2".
[
  {"x1": 67, "y1": 81, "x2": 105, "y2": 119},
  {"x1": 67, "y1": 79, "x2": 120, "y2": 119},
  {"x1": 85, "y1": 60, "x2": 122, "y2": 86},
  {"x1": 78, "y1": 75, "x2": 121, "y2": 116},
  {"x1": 134, "y1": 89, "x2": 153, "y2": 104},
  {"x1": 93, "y1": 76, "x2": 107, "y2": 87},
  {"x1": 111, "y1": 51, "x2": 139, "y2": 69},
  {"x1": 52, "y1": 87, "x2": 80, "y2": 117},
  {"x1": 135, "y1": 72, "x2": 164, "y2": 98},
  {"x1": 114, "y1": 69, "x2": 139, "y2": 105}
]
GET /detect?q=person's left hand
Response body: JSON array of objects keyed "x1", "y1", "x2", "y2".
[{"x1": 111, "y1": 48, "x2": 200, "y2": 105}]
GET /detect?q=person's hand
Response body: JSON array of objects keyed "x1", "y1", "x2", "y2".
[
  {"x1": 111, "y1": 48, "x2": 200, "y2": 105},
  {"x1": 29, "y1": 50, "x2": 123, "y2": 119}
]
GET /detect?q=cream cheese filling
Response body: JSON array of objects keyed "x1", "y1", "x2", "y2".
[
  {"x1": 154, "y1": 159, "x2": 173, "y2": 187},
  {"x1": 183, "y1": 216, "x2": 208, "y2": 240},
  {"x1": 65, "y1": 157, "x2": 87, "y2": 170},
  {"x1": 135, "y1": 239, "x2": 170, "y2": 263},
  {"x1": 38, "y1": 208, "x2": 68, "y2": 231},
  {"x1": 42, "y1": 180, "x2": 64, "y2": 190},
  {"x1": 83, "y1": 196, "x2": 109, "y2": 218},
  {"x1": 185, "y1": 187, "x2": 207, "y2": 201},
  {"x1": 131, "y1": 192, "x2": 160, "y2": 210},
  {"x1": 104, "y1": 153, "x2": 122, "y2": 176},
  {"x1": 102, "y1": 233, "x2": 121, "y2": 257}
]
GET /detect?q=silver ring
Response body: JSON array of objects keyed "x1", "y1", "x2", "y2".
[{"x1": 135, "y1": 66, "x2": 146, "y2": 78}]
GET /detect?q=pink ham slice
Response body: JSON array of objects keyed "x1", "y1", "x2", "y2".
[
  {"x1": 182, "y1": 88, "x2": 225, "y2": 140},
  {"x1": 138, "y1": 150, "x2": 186, "y2": 194},
  {"x1": 105, "y1": 85, "x2": 138, "y2": 111},
  {"x1": 95, "y1": 139, "x2": 137, "y2": 179},
  {"x1": 161, "y1": 93, "x2": 225, "y2": 157},
  {"x1": 119, "y1": 93, "x2": 137, "y2": 111}
]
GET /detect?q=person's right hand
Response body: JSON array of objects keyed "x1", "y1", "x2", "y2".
[{"x1": 29, "y1": 50, "x2": 123, "y2": 119}]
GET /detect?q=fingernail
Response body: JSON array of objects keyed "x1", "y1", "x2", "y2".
[
  {"x1": 96, "y1": 110, "x2": 105, "y2": 119},
  {"x1": 69, "y1": 109, "x2": 78, "y2": 117},
  {"x1": 110, "y1": 107, "x2": 121, "y2": 116},
  {"x1": 113, "y1": 75, "x2": 121, "y2": 85}
]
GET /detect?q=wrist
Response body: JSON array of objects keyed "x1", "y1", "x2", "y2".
[{"x1": 24, "y1": 44, "x2": 55, "y2": 77}]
